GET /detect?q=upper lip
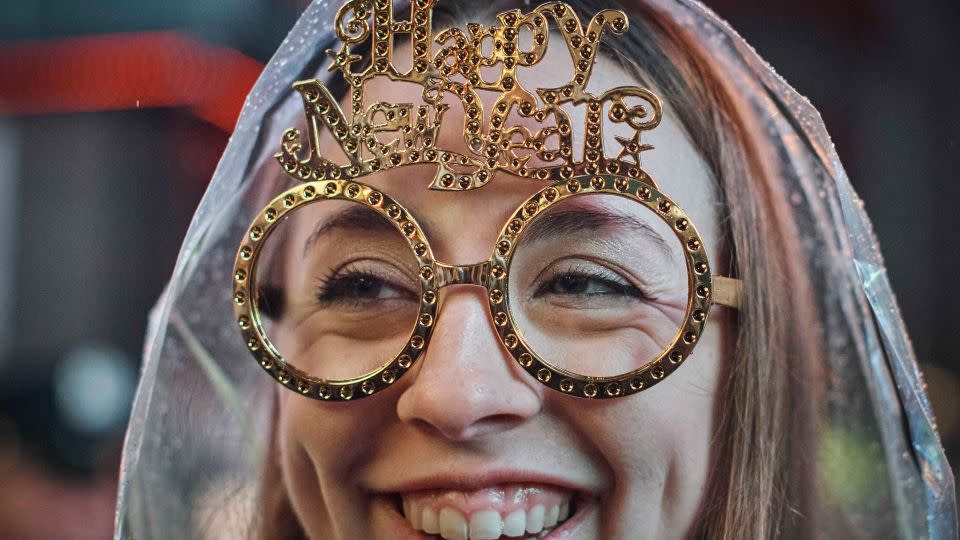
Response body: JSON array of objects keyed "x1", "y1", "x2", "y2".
[{"x1": 364, "y1": 467, "x2": 599, "y2": 496}]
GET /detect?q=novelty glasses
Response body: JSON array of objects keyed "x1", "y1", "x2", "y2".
[{"x1": 232, "y1": 174, "x2": 741, "y2": 401}]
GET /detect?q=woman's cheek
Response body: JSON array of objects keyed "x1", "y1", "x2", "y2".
[
  {"x1": 281, "y1": 393, "x2": 374, "y2": 472},
  {"x1": 547, "y1": 339, "x2": 720, "y2": 518}
]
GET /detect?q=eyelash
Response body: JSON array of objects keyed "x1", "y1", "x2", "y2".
[
  {"x1": 532, "y1": 262, "x2": 650, "y2": 301},
  {"x1": 313, "y1": 259, "x2": 651, "y2": 307},
  {"x1": 314, "y1": 265, "x2": 417, "y2": 306}
]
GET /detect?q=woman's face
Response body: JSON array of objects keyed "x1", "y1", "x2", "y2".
[{"x1": 270, "y1": 43, "x2": 732, "y2": 540}]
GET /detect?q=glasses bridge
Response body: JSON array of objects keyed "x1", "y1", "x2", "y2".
[{"x1": 434, "y1": 261, "x2": 491, "y2": 288}]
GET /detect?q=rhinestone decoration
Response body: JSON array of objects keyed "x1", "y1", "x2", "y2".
[{"x1": 275, "y1": 1, "x2": 663, "y2": 192}]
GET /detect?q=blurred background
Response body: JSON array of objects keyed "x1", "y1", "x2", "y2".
[{"x1": 0, "y1": 0, "x2": 957, "y2": 537}]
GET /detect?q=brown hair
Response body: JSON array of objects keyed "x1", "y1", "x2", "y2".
[
  {"x1": 259, "y1": 1, "x2": 826, "y2": 537},
  {"x1": 601, "y1": 2, "x2": 825, "y2": 536},
  {"x1": 608, "y1": 5, "x2": 822, "y2": 539}
]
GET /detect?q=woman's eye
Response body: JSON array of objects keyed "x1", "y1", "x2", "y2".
[
  {"x1": 534, "y1": 271, "x2": 644, "y2": 299},
  {"x1": 316, "y1": 271, "x2": 416, "y2": 305}
]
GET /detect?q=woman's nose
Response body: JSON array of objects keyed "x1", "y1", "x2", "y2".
[{"x1": 396, "y1": 286, "x2": 542, "y2": 440}]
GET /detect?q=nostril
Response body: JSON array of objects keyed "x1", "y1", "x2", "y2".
[
  {"x1": 406, "y1": 417, "x2": 448, "y2": 439},
  {"x1": 405, "y1": 414, "x2": 526, "y2": 442},
  {"x1": 472, "y1": 413, "x2": 531, "y2": 434}
]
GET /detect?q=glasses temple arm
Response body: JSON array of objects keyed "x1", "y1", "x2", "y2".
[{"x1": 712, "y1": 276, "x2": 743, "y2": 310}]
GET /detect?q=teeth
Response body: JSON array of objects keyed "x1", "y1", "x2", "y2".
[
  {"x1": 503, "y1": 510, "x2": 526, "y2": 537},
  {"x1": 422, "y1": 507, "x2": 440, "y2": 535},
  {"x1": 401, "y1": 497, "x2": 574, "y2": 539},
  {"x1": 525, "y1": 505, "x2": 544, "y2": 534},
  {"x1": 407, "y1": 500, "x2": 422, "y2": 530},
  {"x1": 544, "y1": 505, "x2": 559, "y2": 528},
  {"x1": 469, "y1": 510, "x2": 502, "y2": 539},
  {"x1": 439, "y1": 508, "x2": 468, "y2": 540}
]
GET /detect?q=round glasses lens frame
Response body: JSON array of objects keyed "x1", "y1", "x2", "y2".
[
  {"x1": 233, "y1": 180, "x2": 439, "y2": 402},
  {"x1": 491, "y1": 174, "x2": 712, "y2": 400}
]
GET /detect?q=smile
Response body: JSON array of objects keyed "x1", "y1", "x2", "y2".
[{"x1": 395, "y1": 484, "x2": 579, "y2": 539}]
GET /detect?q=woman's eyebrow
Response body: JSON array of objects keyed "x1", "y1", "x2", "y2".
[
  {"x1": 521, "y1": 206, "x2": 671, "y2": 254},
  {"x1": 302, "y1": 205, "x2": 434, "y2": 258}
]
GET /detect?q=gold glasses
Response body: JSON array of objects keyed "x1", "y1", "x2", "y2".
[{"x1": 233, "y1": 175, "x2": 741, "y2": 401}]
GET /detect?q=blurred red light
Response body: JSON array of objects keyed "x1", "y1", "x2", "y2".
[{"x1": 0, "y1": 31, "x2": 264, "y2": 132}]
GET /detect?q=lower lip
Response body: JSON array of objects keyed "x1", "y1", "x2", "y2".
[{"x1": 380, "y1": 494, "x2": 594, "y2": 540}]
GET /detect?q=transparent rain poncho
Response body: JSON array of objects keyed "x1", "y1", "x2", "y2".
[{"x1": 115, "y1": 0, "x2": 956, "y2": 538}]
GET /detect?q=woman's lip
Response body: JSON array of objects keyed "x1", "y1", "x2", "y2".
[{"x1": 366, "y1": 468, "x2": 597, "y2": 496}]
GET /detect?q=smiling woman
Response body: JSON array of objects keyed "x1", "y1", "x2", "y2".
[{"x1": 116, "y1": 1, "x2": 955, "y2": 539}]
